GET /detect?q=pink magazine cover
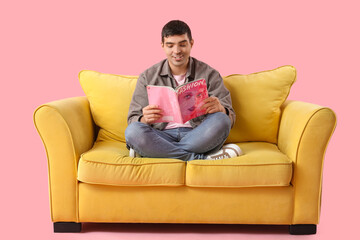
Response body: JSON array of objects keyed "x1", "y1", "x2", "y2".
[
  {"x1": 146, "y1": 85, "x2": 183, "y2": 123},
  {"x1": 177, "y1": 79, "x2": 208, "y2": 123},
  {"x1": 147, "y1": 79, "x2": 208, "y2": 123}
]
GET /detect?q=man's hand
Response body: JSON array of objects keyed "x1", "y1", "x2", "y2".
[
  {"x1": 140, "y1": 105, "x2": 163, "y2": 124},
  {"x1": 201, "y1": 97, "x2": 226, "y2": 114}
]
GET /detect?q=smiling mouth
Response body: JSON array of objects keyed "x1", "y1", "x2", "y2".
[
  {"x1": 173, "y1": 55, "x2": 183, "y2": 61},
  {"x1": 188, "y1": 106, "x2": 195, "y2": 112}
]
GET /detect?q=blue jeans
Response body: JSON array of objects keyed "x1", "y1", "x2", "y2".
[{"x1": 125, "y1": 112, "x2": 231, "y2": 161}]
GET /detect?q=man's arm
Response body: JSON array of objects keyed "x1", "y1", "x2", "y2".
[
  {"x1": 201, "y1": 97, "x2": 226, "y2": 114},
  {"x1": 127, "y1": 73, "x2": 148, "y2": 124},
  {"x1": 127, "y1": 73, "x2": 163, "y2": 125},
  {"x1": 140, "y1": 105, "x2": 163, "y2": 124},
  {"x1": 205, "y1": 70, "x2": 236, "y2": 127}
]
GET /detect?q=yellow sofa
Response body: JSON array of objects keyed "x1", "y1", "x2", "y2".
[{"x1": 33, "y1": 66, "x2": 336, "y2": 235}]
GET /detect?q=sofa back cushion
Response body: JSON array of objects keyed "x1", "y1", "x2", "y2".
[
  {"x1": 79, "y1": 70, "x2": 137, "y2": 142},
  {"x1": 224, "y1": 65, "x2": 296, "y2": 143},
  {"x1": 79, "y1": 66, "x2": 296, "y2": 143}
]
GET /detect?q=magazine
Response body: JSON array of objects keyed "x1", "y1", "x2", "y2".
[{"x1": 147, "y1": 78, "x2": 208, "y2": 123}]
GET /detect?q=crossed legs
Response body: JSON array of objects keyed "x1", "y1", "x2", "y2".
[{"x1": 125, "y1": 112, "x2": 231, "y2": 161}]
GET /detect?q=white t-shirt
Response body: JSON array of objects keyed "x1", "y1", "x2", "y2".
[{"x1": 165, "y1": 74, "x2": 192, "y2": 129}]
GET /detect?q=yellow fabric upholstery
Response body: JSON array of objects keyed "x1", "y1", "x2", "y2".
[
  {"x1": 79, "y1": 70, "x2": 138, "y2": 142},
  {"x1": 278, "y1": 100, "x2": 337, "y2": 224},
  {"x1": 33, "y1": 66, "x2": 337, "y2": 229},
  {"x1": 77, "y1": 141, "x2": 291, "y2": 188},
  {"x1": 223, "y1": 66, "x2": 296, "y2": 143},
  {"x1": 33, "y1": 97, "x2": 95, "y2": 222},
  {"x1": 186, "y1": 142, "x2": 292, "y2": 188},
  {"x1": 80, "y1": 66, "x2": 295, "y2": 144},
  {"x1": 78, "y1": 141, "x2": 185, "y2": 186},
  {"x1": 79, "y1": 183, "x2": 294, "y2": 224}
]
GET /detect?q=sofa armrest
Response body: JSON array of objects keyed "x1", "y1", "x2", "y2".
[
  {"x1": 34, "y1": 96, "x2": 96, "y2": 222},
  {"x1": 278, "y1": 100, "x2": 336, "y2": 224}
]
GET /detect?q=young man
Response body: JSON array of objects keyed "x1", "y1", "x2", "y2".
[{"x1": 125, "y1": 20, "x2": 242, "y2": 161}]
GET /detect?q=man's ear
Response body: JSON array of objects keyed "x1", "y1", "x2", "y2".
[{"x1": 190, "y1": 39, "x2": 194, "y2": 47}]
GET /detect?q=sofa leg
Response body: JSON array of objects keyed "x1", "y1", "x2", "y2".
[
  {"x1": 289, "y1": 224, "x2": 316, "y2": 235},
  {"x1": 54, "y1": 222, "x2": 82, "y2": 233}
]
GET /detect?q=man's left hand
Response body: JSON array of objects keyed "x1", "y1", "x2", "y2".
[{"x1": 201, "y1": 97, "x2": 226, "y2": 114}]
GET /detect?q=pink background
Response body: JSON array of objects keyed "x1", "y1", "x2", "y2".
[{"x1": 1, "y1": 0, "x2": 359, "y2": 239}]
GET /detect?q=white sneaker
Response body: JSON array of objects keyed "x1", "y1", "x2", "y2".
[
  {"x1": 206, "y1": 144, "x2": 243, "y2": 160},
  {"x1": 129, "y1": 148, "x2": 141, "y2": 158}
]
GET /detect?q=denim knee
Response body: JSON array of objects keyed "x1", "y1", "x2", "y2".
[
  {"x1": 200, "y1": 113, "x2": 231, "y2": 144},
  {"x1": 179, "y1": 112, "x2": 231, "y2": 153},
  {"x1": 207, "y1": 112, "x2": 231, "y2": 134},
  {"x1": 125, "y1": 122, "x2": 145, "y2": 146}
]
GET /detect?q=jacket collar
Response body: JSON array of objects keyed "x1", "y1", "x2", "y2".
[{"x1": 160, "y1": 57, "x2": 195, "y2": 80}]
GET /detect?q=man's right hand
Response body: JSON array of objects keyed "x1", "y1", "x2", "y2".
[{"x1": 140, "y1": 105, "x2": 163, "y2": 124}]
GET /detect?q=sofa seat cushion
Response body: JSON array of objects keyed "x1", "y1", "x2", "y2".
[
  {"x1": 186, "y1": 142, "x2": 292, "y2": 188},
  {"x1": 77, "y1": 141, "x2": 186, "y2": 186}
]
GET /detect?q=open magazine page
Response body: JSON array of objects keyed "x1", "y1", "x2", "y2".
[
  {"x1": 146, "y1": 85, "x2": 183, "y2": 123},
  {"x1": 177, "y1": 79, "x2": 208, "y2": 123}
]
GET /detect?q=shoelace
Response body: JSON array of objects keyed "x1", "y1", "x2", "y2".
[{"x1": 211, "y1": 152, "x2": 231, "y2": 160}]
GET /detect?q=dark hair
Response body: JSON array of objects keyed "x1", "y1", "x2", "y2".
[{"x1": 161, "y1": 20, "x2": 192, "y2": 43}]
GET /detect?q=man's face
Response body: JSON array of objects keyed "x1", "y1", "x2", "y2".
[{"x1": 162, "y1": 34, "x2": 194, "y2": 72}]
